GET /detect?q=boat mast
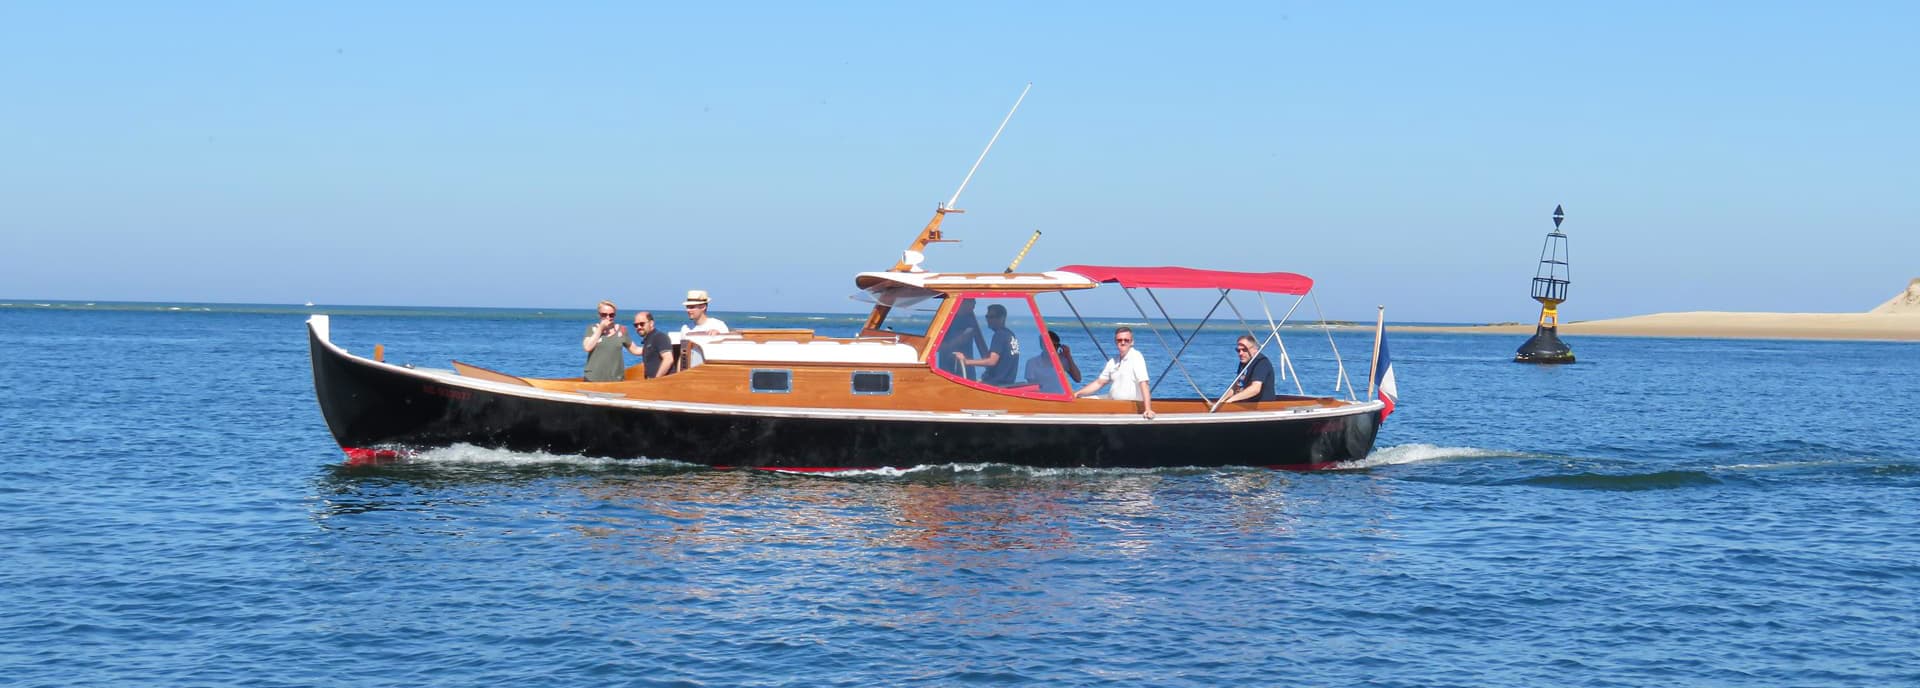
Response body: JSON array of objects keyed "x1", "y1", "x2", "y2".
[
  {"x1": 864, "y1": 83, "x2": 1032, "y2": 332},
  {"x1": 887, "y1": 82, "x2": 1032, "y2": 273}
]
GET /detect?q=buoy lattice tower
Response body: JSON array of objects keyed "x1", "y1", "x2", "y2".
[{"x1": 1515, "y1": 205, "x2": 1575, "y2": 363}]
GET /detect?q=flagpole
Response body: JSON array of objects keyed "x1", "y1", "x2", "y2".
[{"x1": 1368, "y1": 305, "x2": 1384, "y2": 400}]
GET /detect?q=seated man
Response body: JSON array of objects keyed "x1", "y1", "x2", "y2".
[
  {"x1": 1050, "y1": 330, "x2": 1082, "y2": 384},
  {"x1": 1073, "y1": 327, "x2": 1155, "y2": 419},
  {"x1": 1219, "y1": 334, "x2": 1278, "y2": 405},
  {"x1": 1023, "y1": 331, "x2": 1081, "y2": 394},
  {"x1": 1024, "y1": 352, "x2": 1061, "y2": 394},
  {"x1": 951, "y1": 303, "x2": 1019, "y2": 386}
]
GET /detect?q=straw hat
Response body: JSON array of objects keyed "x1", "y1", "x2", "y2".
[{"x1": 683, "y1": 289, "x2": 711, "y2": 308}]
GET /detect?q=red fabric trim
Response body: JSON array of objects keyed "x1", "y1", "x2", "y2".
[{"x1": 1057, "y1": 265, "x2": 1313, "y2": 295}]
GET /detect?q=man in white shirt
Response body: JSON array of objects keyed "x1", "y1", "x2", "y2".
[
  {"x1": 1073, "y1": 327, "x2": 1155, "y2": 419},
  {"x1": 679, "y1": 289, "x2": 729, "y2": 335},
  {"x1": 677, "y1": 289, "x2": 729, "y2": 367}
]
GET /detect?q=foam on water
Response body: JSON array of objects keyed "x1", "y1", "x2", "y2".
[
  {"x1": 774, "y1": 463, "x2": 956, "y2": 478},
  {"x1": 1342, "y1": 442, "x2": 1516, "y2": 469},
  {"x1": 405, "y1": 443, "x2": 687, "y2": 470}
]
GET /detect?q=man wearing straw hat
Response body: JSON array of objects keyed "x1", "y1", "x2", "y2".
[
  {"x1": 679, "y1": 289, "x2": 729, "y2": 335},
  {"x1": 677, "y1": 289, "x2": 729, "y2": 369}
]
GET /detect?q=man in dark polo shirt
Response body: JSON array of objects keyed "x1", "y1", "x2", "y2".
[
  {"x1": 952, "y1": 303, "x2": 1020, "y2": 386},
  {"x1": 1220, "y1": 334, "x2": 1277, "y2": 404},
  {"x1": 627, "y1": 310, "x2": 676, "y2": 378}
]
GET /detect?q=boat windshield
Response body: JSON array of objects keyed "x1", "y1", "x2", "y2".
[{"x1": 929, "y1": 293, "x2": 1070, "y2": 399}]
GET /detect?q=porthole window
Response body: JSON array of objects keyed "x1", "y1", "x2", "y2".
[
  {"x1": 851, "y1": 371, "x2": 892, "y2": 395},
  {"x1": 750, "y1": 369, "x2": 791, "y2": 393}
]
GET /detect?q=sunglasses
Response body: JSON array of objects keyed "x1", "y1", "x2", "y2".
[
  {"x1": 599, "y1": 312, "x2": 616, "y2": 318},
  {"x1": 1236, "y1": 346, "x2": 1251, "y2": 352},
  {"x1": 1115, "y1": 338, "x2": 1133, "y2": 344}
]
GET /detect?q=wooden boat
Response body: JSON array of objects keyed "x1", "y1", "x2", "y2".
[
  {"x1": 307, "y1": 92, "x2": 1391, "y2": 470},
  {"x1": 307, "y1": 206, "x2": 1390, "y2": 470}
]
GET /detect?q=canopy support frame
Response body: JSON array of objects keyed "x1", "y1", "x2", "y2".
[
  {"x1": 1057, "y1": 292, "x2": 1108, "y2": 364},
  {"x1": 1147, "y1": 289, "x2": 1232, "y2": 395},
  {"x1": 1122, "y1": 287, "x2": 1210, "y2": 400},
  {"x1": 1308, "y1": 290, "x2": 1358, "y2": 400}
]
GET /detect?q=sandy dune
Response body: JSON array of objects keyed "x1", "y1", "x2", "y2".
[
  {"x1": 1407, "y1": 279, "x2": 1920, "y2": 342},
  {"x1": 1871, "y1": 278, "x2": 1920, "y2": 315}
]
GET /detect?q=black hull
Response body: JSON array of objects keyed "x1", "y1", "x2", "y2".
[
  {"x1": 1514, "y1": 325, "x2": 1575, "y2": 364},
  {"x1": 310, "y1": 321, "x2": 1381, "y2": 470}
]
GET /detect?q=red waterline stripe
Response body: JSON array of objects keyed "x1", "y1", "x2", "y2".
[{"x1": 342, "y1": 447, "x2": 405, "y2": 465}]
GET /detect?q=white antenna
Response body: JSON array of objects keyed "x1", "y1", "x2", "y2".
[{"x1": 945, "y1": 82, "x2": 1031, "y2": 211}]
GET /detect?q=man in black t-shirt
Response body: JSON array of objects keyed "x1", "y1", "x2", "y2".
[
  {"x1": 628, "y1": 311, "x2": 677, "y2": 378},
  {"x1": 1220, "y1": 334, "x2": 1277, "y2": 404}
]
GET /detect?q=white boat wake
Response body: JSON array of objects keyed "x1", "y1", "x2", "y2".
[
  {"x1": 406, "y1": 444, "x2": 688, "y2": 469},
  {"x1": 1338, "y1": 443, "x2": 1516, "y2": 469}
]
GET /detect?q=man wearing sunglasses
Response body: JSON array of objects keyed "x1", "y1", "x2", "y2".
[
  {"x1": 677, "y1": 289, "x2": 729, "y2": 368},
  {"x1": 1073, "y1": 327, "x2": 1155, "y2": 419},
  {"x1": 629, "y1": 311, "x2": 676, "y2": 379},
  {"x1": 1219, "y1": 334, "x2": 1277, "y2": 404},
  {"x1": 582, "y1": 300, "x2": 633, "y2": 382},
  {"x1": 951, "y1": 303, "x2": 1020, "y2": 386}
]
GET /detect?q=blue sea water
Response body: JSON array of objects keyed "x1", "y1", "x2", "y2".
[{"x1": 2, "y1": 301, "x2": 1918, "y2": 686}]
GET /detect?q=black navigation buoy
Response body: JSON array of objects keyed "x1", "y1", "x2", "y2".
[{"x1": 1515, "y1": 205, "x2": 1574, "y2": 364}]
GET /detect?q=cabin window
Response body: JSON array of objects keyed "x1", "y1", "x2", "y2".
[
  {"x1": 851, "y1": 371, "x2": 892, "y2": 395},
  {"x1": 750, "y1": 369, "x2": 791, "y2": 394},
  {"x1": 929, "y1": 294, "x2": 1071, "y2": 399}
]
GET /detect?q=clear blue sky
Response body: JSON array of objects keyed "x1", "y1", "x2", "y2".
[{"x1": 3, "y1": 2, "x2": 1915, "y2": 322}]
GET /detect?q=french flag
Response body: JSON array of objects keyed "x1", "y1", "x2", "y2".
[{"x1": 1372, "y1": 321, "x2": 1398, "y2": 420}]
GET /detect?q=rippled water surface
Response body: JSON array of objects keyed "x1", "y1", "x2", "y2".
[{"x1": 3, "y1": 303, "x2": 1918, "y2": 686}]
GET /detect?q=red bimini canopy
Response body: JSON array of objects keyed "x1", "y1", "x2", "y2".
[{"x1": 1056, "y1": 265, "x2": 1314, "y2": 295}]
